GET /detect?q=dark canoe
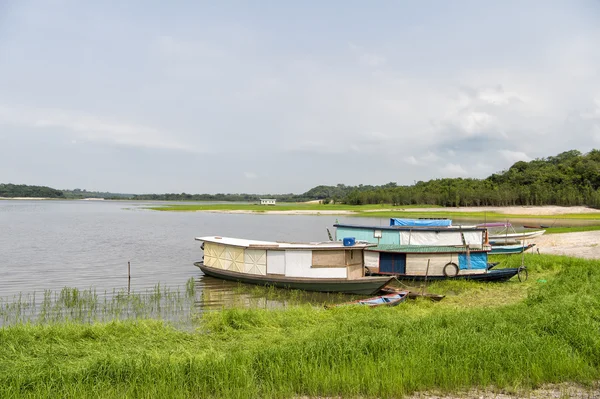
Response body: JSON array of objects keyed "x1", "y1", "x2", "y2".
[
  {"x1": 381, "y1": 267, "x2": 521, "y2": 282},
  {"x1": 194, "y1": 262, "x2": 394, "y2": 295},
  {"x1": 380, "y1": 287, "x2": 445, "y2": 301},
  {"x1": 328, "y1": 291, "x2": 409, "y2": 308}
]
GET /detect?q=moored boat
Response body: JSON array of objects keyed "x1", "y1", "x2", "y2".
[
  {"x1": 477, "y1": 222, "x2": 545, "y2": 244},
  {"x1": 363, "y1": 244, "x2": 524, "y2": 282},
  {"x1": 327, "y1": 291, "x2": 409, "y2": 308},
  {"x1": 490, "y1": 243, "x2": 536, "y2": 255},
  {"x1": 194, "y1": 236, "x2": 393, "y2": 295},
  {"x1": 379, "y1": 287, "x2": 445, "y2": 301},
  {"x1": 488, "y1": 230, "x2": 545, "y2": 244}
]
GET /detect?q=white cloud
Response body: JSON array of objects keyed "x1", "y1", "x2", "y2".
[
  {"x1": 498, "y1": 150, "x2": 532, "y2": 163},
  {"x1": 348, "y1": 42, "x2": 386, "y2": 68},
  {"x1": 478, "y1": 86, "x2": 525, "y2": 105},
  {"x1": 593, "y1": 125, "x2": 600, "y2": 144},
  {"x1": 359, "y1": 53, "x2": 386, "y2": 67},
  {"x1": 440, "y1": 163, "x2": 468, "y2": 176},
  {"x1": 0, "y1": 105, "x2": 195, "y2": 152},
  {"x1": 405, "y1": 156, "x2": 419, "y2": 165},
  {"x1": 244, "y1": 172, "x2": 258, "y2": 179},
  {"x1": 421, "y1": 151, "x2": 440, "y2": 163}
]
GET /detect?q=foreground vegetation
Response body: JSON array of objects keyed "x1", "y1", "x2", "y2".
[{"x1": 1, "y1": 254, "x2": 599, "y2": 398}]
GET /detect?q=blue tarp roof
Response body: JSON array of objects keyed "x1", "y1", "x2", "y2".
[{"x1": 389, "y1": 218, "x2": 452, "y2": 227}]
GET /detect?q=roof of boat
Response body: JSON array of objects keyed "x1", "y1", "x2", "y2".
[
  {"x1": 334, "y1": 223, "x2": 484, "y2": 232},
  {"x1": 195, "y1": 236, "x2": 376, "y2": 250},
  {"x1": 366, "y1": 244, "x2": 490, "y2": 254}
]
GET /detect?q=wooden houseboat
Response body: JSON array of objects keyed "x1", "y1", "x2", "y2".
[
  {"x1": 363, "y1": 245, "x2": 523, "y2": 282},
  {"x1": 194, "y1": 236, "x2": 393, "y2": 295}
]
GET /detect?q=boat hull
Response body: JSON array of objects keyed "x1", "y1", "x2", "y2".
[
  {"x1": 329, "y1": 292, "x2": 409, "y2": 308},
  {"x1": 375, "y1": 268, "x2": 520, "y2": 282},
  {"x1": 489, "y1": 230, "x2": 545, "y2": 244},
  {"x1": 490, "y1": 243, "x2": 536, "y2": 255},
  {"x1": 195, "y1": 262, "x2": 393, "y2": 295}
]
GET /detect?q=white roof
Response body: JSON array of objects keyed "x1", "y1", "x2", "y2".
[{"x1": 195, "y1": 236, "x2": 374, "y2": 250}]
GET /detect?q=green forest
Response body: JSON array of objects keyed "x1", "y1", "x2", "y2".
[
  {"x1": 0, "y1": 184, "x2": 64, "y2": 198},
  {"x1": 2, "y1": 149, "x2": 600, "y2": 208}
]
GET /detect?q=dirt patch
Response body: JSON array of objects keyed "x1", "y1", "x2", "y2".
[
  {"x1": 531, "y1": 231, "x2": 600, "y2": 259},
  {"x1": 405, "y1": 382, "x2": 599, "y2": 398}
]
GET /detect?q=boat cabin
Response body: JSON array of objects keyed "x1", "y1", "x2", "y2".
[
  {"x1": 365, "y1": 245, "x2": 488, "y2": 277},
  {"x1": 334, "y1": 223, "x2": 489, "y2": 249},
  {"x1": 259, "y1": 198, "x2": 276, "y2": 205}
]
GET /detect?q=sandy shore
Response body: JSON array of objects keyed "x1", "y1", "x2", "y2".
[
  {"x1": 365, "y1": 205, "x2": 600, "y2": 215},
  {"x1": 404, "y1": 382, "x2": 599, "y2": 399},
  {"x1": 205, "y1": 209, "x2": 357, "y2": 215},
  {"x1": 531, "y1": 231, "x2": 600, "y2": 259},
  {"x1": 202, "y1": 206, "x2": 600, "y2": 216}
]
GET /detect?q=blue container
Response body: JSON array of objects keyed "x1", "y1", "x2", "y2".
[{"x1": 343, "y1": 237, "x2": 356, "y2": 246}]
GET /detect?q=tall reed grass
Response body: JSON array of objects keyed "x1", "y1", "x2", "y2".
[
  {"x1": 0, "y1": 279, "x2": 198, "y2": 327},
  {"x1": 0, "y1": 254, "x2": 598, "y2": 398}
]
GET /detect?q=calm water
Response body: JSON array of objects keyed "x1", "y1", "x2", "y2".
[{"x1": 0, "y1": 200, "x2": 383, "y2": 302}]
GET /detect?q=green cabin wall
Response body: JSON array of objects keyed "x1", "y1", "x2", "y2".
[{"x1": 336, "y1": 226, "x2": 400, "y2": 245}]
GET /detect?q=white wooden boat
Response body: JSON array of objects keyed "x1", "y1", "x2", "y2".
[
  {"x1": 194, "y1": 236, "x2": 393, "y2": 295},
  {"x1": 488, "y1": 230, "x2": 545, "y2": 244}
]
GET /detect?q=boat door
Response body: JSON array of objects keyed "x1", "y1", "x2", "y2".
[
  {"x1": 266, "y1": 250, "x2": 286, "y2": 275},
  {"x1": 379, "y1": 252, "x2": 406, "y2": 274}
]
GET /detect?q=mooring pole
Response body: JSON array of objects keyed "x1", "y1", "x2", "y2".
[
  {"x1": 128, "y1": 261, "x2": 131, "y2": 293},
  {"x1": 422, "y1": 259, "x2": 431, "y2": 296}
]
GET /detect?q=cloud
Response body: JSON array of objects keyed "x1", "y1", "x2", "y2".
[
  {"x1": 593, "y1": 125, "x2": 600, "y2": 144},
  {"x1": 440, "y1": 163, "x2": 468, "y2": 177},
  {"x1": 348, "y1": 42, "x2": 386, "y2": 68},
  {"x1": 0, "y1": 105, "x2": 195, "y2": 152},
  {"x1": 244, "y1": 171, "x2": 258, "y2": 179},
  {"x1": 405, "y1": 156, "x2": 419, "y2": 165},
  {"x1": 498, "y1": 150, "x2": 532, "y2": 163}
]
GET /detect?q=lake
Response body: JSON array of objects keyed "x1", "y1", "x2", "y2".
[{"x1": 0, "y1": 200, "x2": 387, "y2": 301}]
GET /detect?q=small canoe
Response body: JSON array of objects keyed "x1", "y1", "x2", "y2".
[
  {"x1": 328, "y1": 291, "x2": 409, "y2": 308},
  {"x1": 523, "y1": 225, "x2": 550, "y2": 229},
  {"x1": 380, "y1": 287, "x2": 445, "y2": 301}
]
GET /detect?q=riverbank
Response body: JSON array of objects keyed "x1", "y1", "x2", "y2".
[
  {"x1": 532, "y1": 230, "x2": 600, "y2": 259},
  {"x1": 1, "y1": 254, "x2": 599, "y2": 398},
  {"x1": 149, "y1": 203, "x2": 600, "y2": 219}
]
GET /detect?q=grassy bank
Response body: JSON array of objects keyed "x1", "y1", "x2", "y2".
[
  {"x1": 147, "y1": 203, "x2": 441, "y2": 212},
  {"x1": 1, "y1": 254, "x2": 600, "y2": 398},
  {"x1": 148, "y1": 202, "x2": 600, "y2": 221}
]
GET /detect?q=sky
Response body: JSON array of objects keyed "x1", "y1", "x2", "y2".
[{"x1": 0, "y1": 1, "x2": 599, "y2": 194}]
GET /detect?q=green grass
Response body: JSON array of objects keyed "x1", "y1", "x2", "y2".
[
  {"x1": 1, "y1": 254, "x2": 599, "y2": 398},
  {"x1": 147, "y1": 202, "x2": 600, "y2": 223},
  {"x1": 0, "y1": 282, "x2": 198, "y2": 327},
  {"x1": 544, "y1": 225, "x2": 600, "y2": 234},
  {"x1": 148, "y1": 203, "x2": 441, "y2": 212}
]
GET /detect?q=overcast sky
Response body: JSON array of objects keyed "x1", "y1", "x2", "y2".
[{"x1": 1, "y1": 1, "x2": 599, "y2": 194}]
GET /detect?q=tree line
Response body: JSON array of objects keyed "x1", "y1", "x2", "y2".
[
  {"x1": 338, "y1": 150, "x2": 600, "y2": 208},
  {"x1": 3, "y1": 149, "x2": 600, "y2": 208},
  {"x1": 0, "y1": 184, "x2": 64, "y2": 198}
]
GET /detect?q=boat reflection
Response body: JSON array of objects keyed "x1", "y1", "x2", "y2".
[{"x1": 193, "y1": 275, "x2": 365, "y2": 311}]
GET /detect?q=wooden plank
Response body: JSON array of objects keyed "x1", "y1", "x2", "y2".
[{"x1": 312, "y1": 250, "x2": 346, "y2": 268}]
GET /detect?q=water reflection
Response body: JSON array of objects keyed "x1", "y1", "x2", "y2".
[{"x1": 194, "y1": 275, "x2": 362, "y2": 311}]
